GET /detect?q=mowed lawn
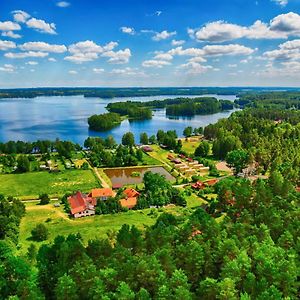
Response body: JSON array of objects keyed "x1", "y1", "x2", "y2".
[
  {"x1": 19, "y1": 203, "x2": 157, "y2": 253},
  {"x1": 0, "y1": 170, "x2": 100, "y2": 198}
]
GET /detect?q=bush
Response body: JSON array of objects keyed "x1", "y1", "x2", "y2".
[
  {"x1": 39, "y1": 193, "x2": 50, "y2": 205},
  {"x1": 31, "y1": 223, "x2": 49, "y2": 241}
]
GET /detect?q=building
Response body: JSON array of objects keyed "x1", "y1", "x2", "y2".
[
  {"x1": 88, "y1": 188, "x2": 115, "y2": 200},
  {"x1": 68, "y1": 191, "x2": 96, "y2": 218},
  {"x1": 120, "y1": 188, "x2": 140, "y2": 209},
  {"x1": 191, "y1": 181, "x2": 206, "y2": 190}
]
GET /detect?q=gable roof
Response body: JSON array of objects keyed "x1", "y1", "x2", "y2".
[
  {"x1": 123, "y1": 188, "x2": 140, "y2": 198},
  {"x1": 68, "y1": 191, "x2": 95, "y2": 215},
  {"x1": 89, "y1": 188, "x2": 115, "y2": 198},
  {"x1": 120, "y1": 197, "x2": 137, "y2": 209}
]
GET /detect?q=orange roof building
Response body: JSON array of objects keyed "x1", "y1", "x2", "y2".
[
  {"x1": 123, "y1": 188, "x2": 140, "y2": 198},
  {"x1": 68, "y1": 191, "x2": 96, "y2": 218},
  {"x1": 120, "y1": 188, "x2": 139, "y2": 209},
  {"x1": 120, "y1": 197, "x2": 138, "y2": 209},
  {"x1": 88, "y1": 188, "x2": 115, "y2": 200}
]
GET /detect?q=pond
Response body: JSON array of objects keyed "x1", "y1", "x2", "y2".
[
  {"x1": 0, "y1": 94, "x2": 237, "y2": 144},
  {"x1": 103, "y1": 166, "x2": 175, "y2": 186}
]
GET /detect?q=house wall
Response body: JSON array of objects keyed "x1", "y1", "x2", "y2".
[{"x1": 74, "y1": 209, "x2": 95, "y2": 218}]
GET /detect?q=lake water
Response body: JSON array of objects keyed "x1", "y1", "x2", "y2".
[
  {"x1": 0, "y1": 94, "x2": 237, "y2": 144},
  {"x1": 104, "y1": 166, "x2": 175, "y2": 186}
]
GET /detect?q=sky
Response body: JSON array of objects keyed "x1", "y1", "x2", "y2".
[{"x1": 1, "y1": 0, "x2": 300, "y2": 87}]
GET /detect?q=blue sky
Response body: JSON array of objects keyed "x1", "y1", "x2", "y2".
[{"x1": 1, "y1": 0, "x2": 300, "y2": 87}]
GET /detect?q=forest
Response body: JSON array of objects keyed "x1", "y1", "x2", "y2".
[
  {"x1": 106, "y1": 102, "x2": 152, "y2": 120},
  {"x1": 88, "y1": 113, "x2": 122, "y2": 131},
  {"x1": 0, "y1": 87, "x2": 266, "y2": 99},
  {"x1": 0, "y1": 173, "x2": 299, "y2": 299}
]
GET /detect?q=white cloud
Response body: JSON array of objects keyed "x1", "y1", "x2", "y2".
[
  {"x1": 64, "y1": 52, "x2": 98, "y2": 63},
  {"x1": 263, "y1": 39, "x2": 300, "y2": 61},
  {"x1": 0, "y1": 64, "x2": 16, "y2": 73},
  {"x1": 102, "y1": 48, "x2": 131, "y2": 64},
  {"x1": 5, "y1": 51, "x2": 49, "y2": 59},
  {"x1": 171, "y1": 39, "x2": 185, "y2": 46},
  {"x1": 26, "y1": 61, "x2": 38, "y2": 65},
  {"x1": 190, "y1": 13, "x2": 300, "y2": 43},
  {"x1": 155, "y1": 11, "x2": 162, "y2": 16},
  {"x1": 2, "y1": 31, "x2": 21, "y2": 39},
  {"x1": 152, "y1": 30, "x2": 176, "y2": 41},
  {"x1": 68, "y1": 40, "x2": 103, "y2": 54},
  {"x1": 20, "y1": 42, "x2": 67, "y2": 53},
  {"x1": 65, "y1": 40, "x2": 121, "y2": 64},
  {"x1": 56, "y1": 1, "x2": 71, "y2": 8},
  {"x1": 12, "y1": 10, "x2": 30, "y2": 23},
  {"x1": 272, "y1": 0, "x2": 288, "y2": 7},
  {"x1": 69, "y1": 70, "x2": 78, "y2": 74},
  {"x1": 228, "y1": 64, "x2": 237, "y2": 67},
  {"x1": 0, "y1": 40, "x2": 16, "y2": 51},
  {"x1": 110, "y1": 67, "x2": 144, "y2": 76},
  {"x1": 269, "y1": 12, "x2": 300, "y2": 34},
  {"x1": 0, "y1": 21, "x2": 21, "y2": 31},
  {"x1": 142, "y1": 60, "x2": 171, "y2": 68},
  {"x1": 178, "y1": 62, "x2": 213, "y2": 74},
  {"x1": 48, "y1": 57, "x2": 57, "y2": 62},
  {"x1": 120, "y1": 27, "x2": 135, "y2": 35},
  {"x1": 93, "y1": 68, "x2": 104, "y2": 73},
  {"x1": 26, "y1": 18, "x2": 57, "y2": 34},
  {"x1": 202, "y1": 44, "x2": 255, "y2": 56},
  {"x1": 154, "y1": 52, "x2": 173, "y2": 60}
]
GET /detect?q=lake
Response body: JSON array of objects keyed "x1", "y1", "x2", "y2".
[
  {"x1": 104, "y1": 166, "x2": 175, "y2": 186},
  {"x1": 0, "y1": 94, "x2": 237, "y2": 144}
]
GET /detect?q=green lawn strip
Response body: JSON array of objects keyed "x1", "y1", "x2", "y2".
[{"x1": 0, "y1": 169, "x2": 99, "y2": 198}]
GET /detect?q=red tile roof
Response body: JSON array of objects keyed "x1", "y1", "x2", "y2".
[
  {"x1": 191, "y1": 181, "x2": 205, "y2": 190},
  {"x1": 68, "y1": 191, "x2": 96, "y2": 215},
  {"x1": 123, "y1": 188, "x2": 140, "y2": 198},
  {"x1": 120, "y1": 197, "x2": 137, "y2": 209},
  {"x1": 88, "y1": 188, "x2": 115, "y2": 198}
]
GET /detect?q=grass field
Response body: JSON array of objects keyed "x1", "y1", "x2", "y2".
[
  {"x1": 19, "y1": 203, "x2": 157, "y2": 253},
  {"x1": 0, "y1": 169, "x2": 100, "y2": 199},
  {"x1": 18, "y1": 192, "x2": 205, "y2": 253},
  {"x1": 180, "y1": 137, "x2": 201, "y2": 155}
]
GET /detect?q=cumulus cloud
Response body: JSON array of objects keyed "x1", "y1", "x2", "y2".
[
  {"x1": 69, "y1": 70, "x2": 78, "y2": 74},
  {"x1": 102, "y1": 48, "x2": 131, "y2": 64},
  {"x1": 19, "y1": 42, "x2": 67, "y2": 53},
  {"x1": 263, "y1": 39, "x2": 300, "y2": 61},
  {"x1": 154, "y1": 52, "x2": 173, "y2": 61},
  {"x1": 26, "y1": 61, "x2": 38, "y2": 65},
  {"x1": 2, "y1": 31, "x2": 21, "y2": 39},
  {"x1": 190, "y1": 12, "x2": 300, "y2": 42},
  {"x1": 56, "y1": 1, "x2": 71, "y2": 8},
  {"x1": 64, "y1": 40, "x2": 129, "y2": 64},
  {"x1": 142, "y1": 60, "x2": 171, "y2": 68},
  {"x1": 48, "y1": 57, "x2": 57, "y2": 62},
  {"x1": 171, "y1": 39, "x2": 185, "y2": 46},
  {"x1": 0, "y1": 64, "x2": 16, "y2": 73},
  {"x1": 178, "y1": 62, "x2": 213, "y2": 74},
  {"x1": 202, "y1": 44, "x2": 255, "y2": 56},
  {"x1": 5, "y1": 51, "x2": 49, "y2": 59},
  {"x1": 0, "y1": 40, "x2": 16, "y2": 51},
  {"x1": 0, "y1": 21, "x2": 21, "y2": 31},
  {"x1": 26, "y1": 18, "x2": 57, "y2": 34},
  {"x1": 120, "y1": 27, "x2": 135, "y2": 35},
  {"x1": 152, "y1": 30, "x2": 176, "y2": 41},
  {"x1": 93, "y1": 68, "x2": 104, "y2": 73},
  {"x1": 12, "y1": 10, "x2": 30, "y2": 23}
]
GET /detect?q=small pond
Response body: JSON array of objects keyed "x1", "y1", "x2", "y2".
[{"x1": 104, "y1": 166, "x2": 175, "y2": 186}]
